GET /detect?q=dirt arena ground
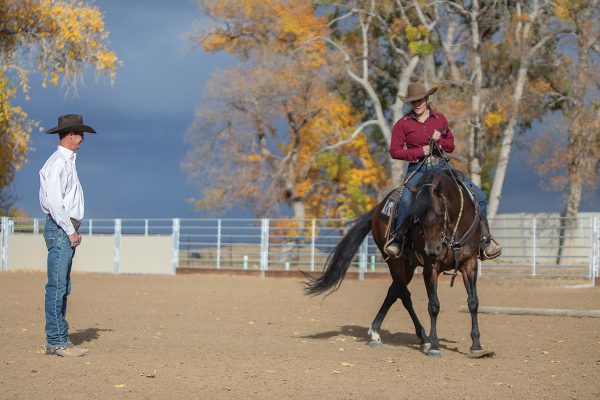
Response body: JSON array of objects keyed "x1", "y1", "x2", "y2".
[{"x1": 1, "y1": 270, "x2": 599, "y2": 400}]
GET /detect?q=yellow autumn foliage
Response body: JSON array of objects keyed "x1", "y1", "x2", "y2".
[
  {"x1": 299, "y1": 95, "x2": 387, "y2": 219},
  {"x1": 483, "y1": 111, "x2": 507, "y2": 129},
  {"x1": 190, "y1": 0, "x2": 388, "y2": 220},
  {"x1": 200, "y1": 0, "x2": 326, "y2": 66},
  {"x1": 0, "y1": 70, "x2": 35, "y2": 192},
  {"x1": 0, "y1": 0, "x2": 119, "y2": 196}
]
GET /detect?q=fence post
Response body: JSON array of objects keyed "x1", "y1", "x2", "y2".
[
  {"x1": 591, "y1": 217, "x2": 598, "y2": 286},
  {"x1": 172, "y1": 218, "x2": 180, "y2": 274},
  {"x1": 310, "y1": 219, "x2": 316, "y2": 272},
  {"x1": 144, "y1": 219, "x2": 149, "y2": 236},
  {"x1": 33, "y1": 218, "x2": 39, "y2": 235},
  {"x1": 114, "y1": 219, "x2": 121, "y2": 274},
  {"x1": 216, "y1": 219, "x2": 222, "y2": 269},
  {"x1": 88, "y1": 219, "x2": 93, "y2": 236},
  {"x1": 532, "y1": 217, "x2": 537, "y2": 276},
  {"x1": 1, "y1": 217, "x2": 8, "y2": 271},
  {"x1": 596, "y1": 217, "x2": 600, "y2": 286},
  {"x1": 358, "y1": 237, "x2": 368, "y2": 281},
  {"x1": 260, "y1": 218, "x2": 269, "y2": 276}
]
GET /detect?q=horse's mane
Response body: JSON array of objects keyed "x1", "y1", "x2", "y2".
[
  {"x1": 407, "y1": 169, "x2": 440, "y2": 219},
  {"x1": 407, "y1": 167, "x2": 464, "y2": 220}
]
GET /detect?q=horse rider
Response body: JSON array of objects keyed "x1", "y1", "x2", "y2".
[{"x1": 384, "y1": 81, "x2": 502, "y2": 260}]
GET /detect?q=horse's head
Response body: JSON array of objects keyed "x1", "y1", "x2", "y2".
[{"x1": 410, "y1": 171, "x2": 455, "y2": 258}]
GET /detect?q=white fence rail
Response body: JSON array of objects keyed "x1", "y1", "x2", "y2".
[{"x1": 1, "y1": 215, "x2": 599, "y2": 282}]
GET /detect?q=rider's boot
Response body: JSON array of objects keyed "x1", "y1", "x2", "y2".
[
  {"x1": 480, "y1": 218, "x2": 502, "y2": 260},
  {"x1": 384, "y1": 194, "x2": 410, "y2": 259},
  {"x1": 385, "y1": 223, "x2": 408, "y2": 258},
  {"x1": 384, "y1": 236, "x2": 403, "y2": 258}
]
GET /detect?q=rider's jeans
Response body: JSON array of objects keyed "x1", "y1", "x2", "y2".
[{"x1": 392, "y1": 161, "x2": 489, "y2": 236}]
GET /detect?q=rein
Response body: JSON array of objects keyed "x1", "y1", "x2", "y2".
[{"x1": 427, "y1": 140, "x2": 480, "y2": 287}]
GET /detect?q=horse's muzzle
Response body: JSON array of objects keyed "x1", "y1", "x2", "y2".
[{"x1": 425, "y1": 243, "x2": 442, "y2": 257}]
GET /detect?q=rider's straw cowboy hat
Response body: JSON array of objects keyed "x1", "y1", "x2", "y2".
[
  {"x1": 46, "y1": 114, "x2": 96, "y2": 134},
  {"x1": 399, "y1": 81, "x2": 438, "y2": 102}
]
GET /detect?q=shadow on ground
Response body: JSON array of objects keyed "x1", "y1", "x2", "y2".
[
  {"x1": 70, "y1": 327, "x2": 113, "y2": 345},
  {"x1": 301, "y1": 324, "x2": 462, "y2": 354}
]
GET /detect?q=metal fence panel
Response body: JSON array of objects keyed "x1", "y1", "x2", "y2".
[{"x1": 1, "y1": 215, "x2": 598, "y2": 282}]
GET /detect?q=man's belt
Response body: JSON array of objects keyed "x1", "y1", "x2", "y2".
[
  {"x1": 424, "y1": 155, "x2": 442, "y2": 167},
  {"x1": 47, "y1": 215, "x2": 81, "y2": 231},
  {"x1": 411, "y1": 155, "x2": 442, "y2": 167},
  {"x1": 70, "y1": 218, "x2": 81, "y2": 230}
]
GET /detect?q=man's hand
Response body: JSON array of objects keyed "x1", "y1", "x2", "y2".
[
  {"x1": 422, "y1": 145, "x2": 431, "y2": 156},
  {"x1": 432, "y1": 129, "x2": 442, "y2": 141},
  {"x1": 69, "y1": 233, "x2": 82, "y2": 248}
]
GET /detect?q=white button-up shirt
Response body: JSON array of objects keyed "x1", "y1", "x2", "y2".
[{"x1": 39, "y1": 146, "x2": 84, "y2": 236}]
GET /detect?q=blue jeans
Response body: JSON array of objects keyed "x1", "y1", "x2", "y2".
[
  {"x1": 392, "y1": 161, "x2": 489, "y2": 236},
  {"x1": 43, "y1": 217, "x2": 75, "y2": 348}
]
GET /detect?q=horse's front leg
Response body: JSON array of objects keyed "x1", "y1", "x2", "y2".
[
  {"x1": 461, "y1": 257, "x2": 483, "y2": 353},
  {"x1": 423, "y1": 264, "x2": 441, "y2": 357}
]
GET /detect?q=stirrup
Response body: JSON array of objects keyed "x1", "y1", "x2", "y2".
[
  {"x1": 480, "y1": 237, "x2": 502, "y2": 260},
  {"x1": 384, "y1": 238, "x2": 403, "y2": 259}
]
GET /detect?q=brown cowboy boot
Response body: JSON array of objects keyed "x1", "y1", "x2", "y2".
[{"x1": 480, "y1": 219, "x2": 502, "y2": 260}]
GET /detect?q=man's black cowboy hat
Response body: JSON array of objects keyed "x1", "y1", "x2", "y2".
[{"x1": 46, "y1": 114, "x2": 96, "y2": 134}]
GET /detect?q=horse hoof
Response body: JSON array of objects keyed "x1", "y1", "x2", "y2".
[
  {"x1": 368, "y1": 340, "x2": 383, "y2": 348},
  {"x1": 421, "y1": 343, "x2": 431, "y2": 353},
  {"x1": 468, "y1": 349, "x2": 495, "y2": 358},
  {"x1": 428, "y1": 349, "x2": 442, "y2": 358}
]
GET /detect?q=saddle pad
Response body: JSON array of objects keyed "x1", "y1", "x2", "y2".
[
  {"x1": 380, "y1": 186, "x2": 405, "y2": 219},
  {"x1": 381, "y1": 198, "x2": 394, "y2": 217}
]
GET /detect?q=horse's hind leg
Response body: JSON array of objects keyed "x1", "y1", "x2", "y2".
[{"x1": 368, "y1": 281, "x2": 400, "y2": 347}]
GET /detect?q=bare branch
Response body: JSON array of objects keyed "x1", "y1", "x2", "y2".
[{"x1": 319, "y1": 120, "x2": 380, "y2": 152}]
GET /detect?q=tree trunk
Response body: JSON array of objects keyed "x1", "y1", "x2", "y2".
[
  {"x1": 557, "y1": 161, "x2": 584, "y2": 265},
  {"x1": 279, "y1": 198, "x2": 306, "y2": 264},
  {"x1": 556, "y1": 25, "x2": 594, "y2": 265},
  {"x1": 468, "y1": 0, "x2": 483, "y2": 186},
  {"x1": 388, "y1": 56, "x2": 418, "y2": 189},
  {"x1": 390, "y1": 160, "x2": 408, "y2": 189},
  {"x1": 488, "y1": 64, "x2": 528, "y2": 219},
  {"x1": 291, "y1": 199, "x2": 306, "y2": 221}
]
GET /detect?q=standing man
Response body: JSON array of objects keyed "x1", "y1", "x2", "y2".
[{"x1": 40, "y1": 114, "x2": 95, "y2": 357}]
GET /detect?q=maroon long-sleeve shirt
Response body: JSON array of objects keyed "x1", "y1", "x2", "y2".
[{"x1": 390, "y1": 108, "x2": 455, "y2": 162}]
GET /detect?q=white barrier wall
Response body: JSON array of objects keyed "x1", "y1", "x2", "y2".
[
  {"x1": 74, "y1": 235, "x2": 115, "y2": 274},
  {"x1": 120, "y1": 236, "x2": 173, "y2": 274},
  {"x1": 6, "y1": 235, "x2": 46, "y2": 271},
  {"x1": 3, "y1": 234, "x2": 174, "y2": 275}
]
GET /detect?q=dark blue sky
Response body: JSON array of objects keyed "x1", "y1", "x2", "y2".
[{"x1": 11, "y1": 0, "x2": 599, "y2": 219}]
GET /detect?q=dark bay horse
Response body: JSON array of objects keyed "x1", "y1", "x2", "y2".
[{"x1": 304, "y1": 168, "x2": 492, "y2": 357}]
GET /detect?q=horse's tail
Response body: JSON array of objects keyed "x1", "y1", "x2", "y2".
[{"x1": 303, "y1": 209, "x2": 374, "y2": 296}]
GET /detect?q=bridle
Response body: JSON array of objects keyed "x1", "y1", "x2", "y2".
[
  {"x1": 440, "y1": 184, "x2": 464, "y2": 249},
  {"x1": 416, "y1": 170, "x2": 479, "y2": 286}
]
